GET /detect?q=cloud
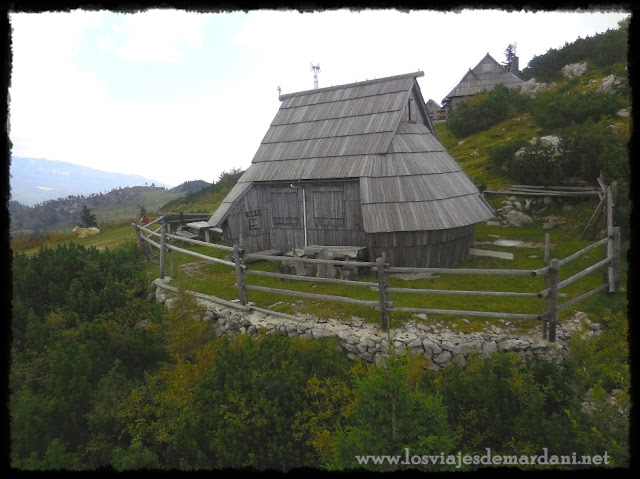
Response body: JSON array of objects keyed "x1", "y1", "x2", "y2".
[{"x1": 108, "y1": 9, "x2": 212, "y2": 62}]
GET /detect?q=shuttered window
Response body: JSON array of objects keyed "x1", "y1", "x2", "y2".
[
  {"x1": 271, "y1": 190, "x2": 299, "y2": 225},
  {"x1": 313, "y1": 188, "x2": 344, "y2": 226}
]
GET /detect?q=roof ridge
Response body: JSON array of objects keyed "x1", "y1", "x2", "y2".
[{"x1": 279, "y1": 71, "x2": 424, "y2": 100}]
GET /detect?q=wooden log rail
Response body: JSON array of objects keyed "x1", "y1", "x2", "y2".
[
  {"x1": 380, "y1": 286, "x2": 541, "y2": 298},
  {"x1": 245, "y1": 252, "x2": 376, "y2": 269},
  {"x1": 246, "y1": 269, "x2": 378, "y2": 288},
  {"x1": 385, "y1": 266, "x2": 545, "y2": 277},
  {"x1": 243, "y1": 284, "x2": 383, "y2": 309},
  {"x1": 390, "y1": 307, "x2": 541, "y2": 321},
  {"x1": 133, "y1": 206, "x2": 620, "y2": 341},
  {"x1": 137, "y1": 222, "x2": 234, "y2": 252}
]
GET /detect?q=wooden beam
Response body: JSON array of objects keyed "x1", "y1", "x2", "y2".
[
  {"x1": 389, "y1": 307, "x2": 541, "y2": 320},
  {"x1": 581, "y1": 195, "x2": 606, "y2": 240},
  {"x1": 244, "y1": 284, "x2": 380, "y2": 308},
  {"x1": 246, "y1": 269, "x2": 377, "y2": 287}
]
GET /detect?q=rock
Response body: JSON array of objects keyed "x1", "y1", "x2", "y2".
[
  {"x1": 518, "y1": 77, "x2": 550, "y2": 95},
  {"x1": 502, "y1": 210, "x2": 533, "y2": 227},
  {"x1": 422, "y1": 338, "x2": 443, "y2": 356},
  {"x1": 433, "y1": 350, "x2": 453, "y2": 365},
  {"x1": 539, "y1": 135, "x2": 561, "y2": 149},
  {"x1": 311, "y1": 328, "x2": 333, "y2": 339},
  {"x1": 499, "y1": 339, "x2": 530, "y2": 351},
  {"x1": 392, "y1": 341, "x2": 407, "y2": 355},
  {"x1": 598, "y1": 74, "x2": 627, "y2": 93},
  {"x1": 616, "y1": 108, "x2": 630, "y2": 118},
  {"x1": 453, "y1": 343, "x2": 476, "y2": 355},
  {"x1": 482, "y1": 340, "x2": 498, "y2": 357},
  {"x1": 561, "y1": 62, "x2": 587, "y2": 78},
  {"x1": 359, "y1": 351, "x2": 374, "y2": 362}
]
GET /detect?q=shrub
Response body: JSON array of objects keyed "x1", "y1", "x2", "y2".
[
  {"x1": 531, "y1": 88, "x2": 622, "y2": 131},
  {"x1": 488, "y1": 139, "x2": 528, "y2": 173},
  {"x1": 500, "y1": 144, "x2": 566, "y2": 185},
  {"x1": 447, "y1": 85, "x2": 531, "y2": 139}
]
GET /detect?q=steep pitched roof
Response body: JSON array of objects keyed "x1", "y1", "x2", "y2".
[
  {"x1": 209, "y1": 71, "x2": 494, "y2": 232},
  {"x1": 443, "y1": 52, "x2": 523, "y2": 103}
]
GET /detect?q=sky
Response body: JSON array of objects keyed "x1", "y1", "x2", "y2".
[{"x1": 8, "y1": 8, "x2": 631, "y2": 189}]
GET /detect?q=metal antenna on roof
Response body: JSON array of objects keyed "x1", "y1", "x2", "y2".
[{"x1": 310, "y1": 63, "x2": 321, "y2": 89}]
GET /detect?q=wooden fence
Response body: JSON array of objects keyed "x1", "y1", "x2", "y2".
[{"x1": 133, "y1": 206, "x2": 620, "y2": 342}]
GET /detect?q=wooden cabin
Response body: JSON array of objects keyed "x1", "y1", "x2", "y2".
[
  {"x1": 209, "y1": 71, "x2": 494, "y2": 267},
  {"x1": 442, "y1": 53, "x2": 524, "y2": 108}
]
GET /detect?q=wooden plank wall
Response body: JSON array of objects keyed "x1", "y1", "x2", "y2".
[
  {"x1": 368, "y1": 225, "x2": 476, "y2": 267},
  {"x1": 223, "y1": 181, "x2": 367, "y2": 253},
  {"x1": 223, "y1": 180, "x2": 476, "y2": 267}
]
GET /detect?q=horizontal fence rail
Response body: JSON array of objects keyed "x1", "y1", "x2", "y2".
[
  {"x1": 243, "y1": 284, "x2": 384, "y2": 309},
  {"x1": 246, "y1": 269, "x2": 379, "y2": 288},
  {"x1": 385, "y1": 266, "x2": 545, "y2": 276},
  {"x1": 133, "y1": 196, "x2": 620, "y2": 341},
  {"x1": 389, "y1": 307, "x2": 542, "y2": 321}
]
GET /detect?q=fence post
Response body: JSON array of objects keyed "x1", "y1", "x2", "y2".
[
  {"x1": 606, "y1": 185, "x2": 616, "y2": 293},
  {"x1": 548, "y1": 258, "x2": 560, "y2": 342},
  {"x1": 542, "y1": 233, "x2": 550, "y2": 340},
  {"x1": 233, "y1": 241, "x2": 248, "y2": 305},
  {"x1": 133, "y1": 223, "x2": 151, "y2": 261},
  {"x1": 168, "y1": 242, "x2": 174, "y2": 278},
  {"x1": 613, "y1": 226, "x2": 621, "y2": 289},
  {"x1": 377, "y1": 252, "x2": 390, "y2": 331},
  {"x1": 159, "y1": 225, "x2": 166, "y2": 280}
]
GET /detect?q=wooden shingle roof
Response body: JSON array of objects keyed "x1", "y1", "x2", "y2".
[
  {"x1": 443, "y1": 53, "x2": 523, "y2": 104},
  {"x1": 209, "y1": 71, "x2": 494, "y2": 232}
]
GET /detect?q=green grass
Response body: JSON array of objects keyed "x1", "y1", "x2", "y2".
[
  {"x1": 153, "y1": 209, "x2": 627, "y2": 335},
  {"x1": 13, "y1": 222, "x2": 139, "y2": 256},
  {"x1": 434, "y1": 113, "x2": 539, "y2": 190},
  {"x1": 93, "y1": 188, "x2": 181, "y2": 222}
]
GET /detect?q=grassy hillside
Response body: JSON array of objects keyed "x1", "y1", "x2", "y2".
[{"x1": 9, "y1": 186, "x2": 181, "y2": 236}]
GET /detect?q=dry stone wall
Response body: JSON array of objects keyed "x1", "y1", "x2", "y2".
[{"x1": 154, "y1": 279, "x2": 600, "y2": 369}]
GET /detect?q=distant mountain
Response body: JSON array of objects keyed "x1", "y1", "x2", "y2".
[{"x1": 9, "y1": 157, "x2": 170, "y2": 206}]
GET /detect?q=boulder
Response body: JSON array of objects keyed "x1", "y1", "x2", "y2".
[{"x1": 561, "y1": 62, "x2": 587, "y2": 78}]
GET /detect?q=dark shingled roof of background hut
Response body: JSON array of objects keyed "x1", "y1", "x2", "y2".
[
  {"x1": 443, "y1": 53, "x2": 524, "y2": 103},
  {"x1": 209, "y1": 71, "x2": 494, "y2": 232}
]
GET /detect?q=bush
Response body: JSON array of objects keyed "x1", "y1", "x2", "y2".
[
  {"x1": 500, "y1": 144, "x2": 566, "y2": 185},
  {"x1": 531, "y1": 88, "x2": 623, "y2": 131},
  {"x1": 433, "y1": 352, "x2": 575, "y2": 457},
  {"x1": 488, "y1": 139, "x2": 528, "y2": 173},
  {"x1": 447, "y1": 85, "x2": 531, "y2": 139}
]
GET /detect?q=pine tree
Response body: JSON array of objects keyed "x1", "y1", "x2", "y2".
[{"x1": 80, "y1": 205, "x2": 97, "y2": 227}]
